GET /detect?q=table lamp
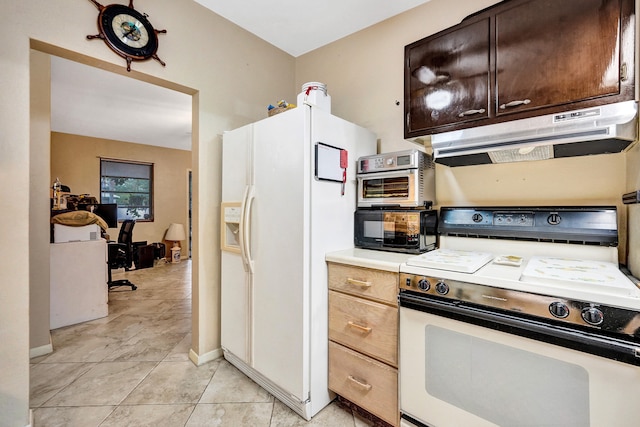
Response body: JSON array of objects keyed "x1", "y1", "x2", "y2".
[{"x1": 165, "y1": 223, "x2": 186, "y2": 263}]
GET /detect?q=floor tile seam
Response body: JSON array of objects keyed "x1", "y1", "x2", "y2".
[
  {"x1": 105, "y1": 344, "x2": 188, "y2": 363},
  {"x1": 192, "y1": 402, "x2": 275, "y2": 406},
  {"x1": 36, "y1": 403, "x2": 119, "y2": 409},
  {"x1": 114, "y1": 359, "x2": 163, "y2": 407},
  {"x1": 35, "y1": 360, "x2": 95, "y2": 365},
  {"x1": 183, "y1": 402, "x2": 275, "y2": 427},
  {"x1": 96, "y1": 405, "x2": 119, "y2": 427},
  {"x1": 266, "y1": 400, "x2": 277, "y2": 426},
  {"x1": 37, "y1": 362, "x2": 98, "y2": 408},
  {"x1": 112, "y1": 402, "x2": 199, "y2": 407},
  {"x1": 192, "y1": 361, "x2": 224, "y2": 405}
]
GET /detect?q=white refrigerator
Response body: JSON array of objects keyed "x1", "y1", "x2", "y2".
[{"x1": 220, "y1": 103, "x2": 376, "y2": 420}]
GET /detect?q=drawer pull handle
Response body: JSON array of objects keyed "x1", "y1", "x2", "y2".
[
  {"x1": 348, "y1": 321, "x2": 372, "y2": 334},
  {"x1": 346, "y1": 278, "x2": 372, "y2": 288},
  {"x1": 347, "y1": 375, "x2": 372, "y2": 391}
]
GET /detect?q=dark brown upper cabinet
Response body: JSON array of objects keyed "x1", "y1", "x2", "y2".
[
  {"x1": 406, "y1": 19, "x2": 491, "y2": 131},
  {"x1": 404, "y1": 0, "x2": 635, "y2": 139}
]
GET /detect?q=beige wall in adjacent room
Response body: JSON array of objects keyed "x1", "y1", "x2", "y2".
[
  {"x1": 51, "y1": 132, "x2": 191, "y2": 249},
  {"x1": 296, "y1": 0, "x2": 633, "y2": 261},
  {"x1": 3, "y1": 0, "x2": 295, "y2": 423}
]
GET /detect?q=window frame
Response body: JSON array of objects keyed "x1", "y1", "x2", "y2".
[{"x1": 100, "y1": 158, "x2": 154, "y2": 223}]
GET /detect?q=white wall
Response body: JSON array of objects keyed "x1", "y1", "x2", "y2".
[{"x1": 2, "y1": 0, "x2": 295, "y2": 424}]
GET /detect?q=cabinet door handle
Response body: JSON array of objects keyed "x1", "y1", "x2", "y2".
[
  {"x1": 458, "y1": 108, "x2": 486, "y2": 117},
  {"x1": 499, "y1": 99, "x2": 531, "y2": 109},
  {"x1": 347, "y1": 375, "x2": 372, "y2": 391},
  {"x1": 348, "y1": 321, "x2": 372, "y2": 334},
  {"x1": 346, "y1": 278, "x2": 372, "y2": 288}
]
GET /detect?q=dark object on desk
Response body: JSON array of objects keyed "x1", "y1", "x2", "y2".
[
  {"x1": 79, "y1": 203, "x2": 118, "y2": 228},
  {"x1": 107, "y1": 219, "x2": 137, "y2": 291}
]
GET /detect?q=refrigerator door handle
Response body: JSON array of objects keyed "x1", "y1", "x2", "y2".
[
  {"x1": 239, "y1": 185, "x2": 255, "y2": 274},
  {"x1": 238, "y1": 186, "x2": 249, "y2": 271}
]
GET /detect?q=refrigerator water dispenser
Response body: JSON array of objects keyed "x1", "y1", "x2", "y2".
[{"x1": 221, "y1": 202, "x2": 241, "y2": 253}]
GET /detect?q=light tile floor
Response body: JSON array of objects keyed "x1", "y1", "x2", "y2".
[{"x1": 30, "y1": 259, "x2": 375, "y2": 427}]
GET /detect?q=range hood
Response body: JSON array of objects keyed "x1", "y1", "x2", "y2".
[{"x1": 430, "y1": 100, "x2": 638, "y2": 167}]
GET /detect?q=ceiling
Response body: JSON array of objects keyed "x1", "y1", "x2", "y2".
[
  {"x1": 50, "y1": 0, "x2": 431, "y2": 150},
  {"x1": 51, "y1": 56, "x2": 193, "y2": 150},
  {"x1": 194, "y1": 0, "x2": 432, "y2": 57}
]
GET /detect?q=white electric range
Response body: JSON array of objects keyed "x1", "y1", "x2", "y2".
[{"x1": 398, "y1": 206, "x2": 640, "y2": 427}]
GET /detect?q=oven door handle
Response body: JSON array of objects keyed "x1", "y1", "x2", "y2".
[{"x1": 400, "y1": 293, "x2": 640, "y2": 366}]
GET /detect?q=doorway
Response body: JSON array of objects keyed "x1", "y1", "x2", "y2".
[{"x1": 29, "y1": 50, "x2": 196, "y2": 361}]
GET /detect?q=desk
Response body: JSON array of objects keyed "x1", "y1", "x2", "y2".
[{"x1": 50, "y1": 240, "x2": 108, "y2": 329}]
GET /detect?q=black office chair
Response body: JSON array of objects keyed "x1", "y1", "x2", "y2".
[{"x1": 107, "y1": 219, "x2": 137, "y2": 291}]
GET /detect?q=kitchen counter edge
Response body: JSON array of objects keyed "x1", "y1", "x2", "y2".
[{"x1": 325, "y1": 248, "x2": 413, "y2": 272}]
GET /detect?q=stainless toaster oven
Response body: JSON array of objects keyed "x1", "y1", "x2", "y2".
[{"x1": 356, "y1": 149, "x2": 435, "y2": 208}]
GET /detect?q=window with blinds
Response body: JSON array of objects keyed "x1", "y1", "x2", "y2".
[{"x1": 100, "y1": 159, "x2": 154, "y2": 221}]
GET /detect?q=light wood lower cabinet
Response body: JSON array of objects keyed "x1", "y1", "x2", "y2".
[
  {"x1": 329, "y1": 341, "x2": 398, "y2": 426},
  {"x1": 327, "y1": 261, "x2": 399, "y2": 426},
  {"x1": 328, "y1": 261, "x2": 398, "y2": 305},
  {"x1": 329, "y1": 291, "x2": 398, "y2": 366}
]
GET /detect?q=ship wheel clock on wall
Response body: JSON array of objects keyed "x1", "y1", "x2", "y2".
[{"x1": 86, "y1": 0, "x2": 166, "y2": 72}]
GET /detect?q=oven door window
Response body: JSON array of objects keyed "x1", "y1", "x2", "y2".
[
  {"x1": 400, "y1": 307, "x2": 640, "y2": 427},
  {"x1": 362, "y1": 176, "x2": 409, "y2": 199},
  {"x1": 425, "y1": 325, "x2": 589, "y2": 426}
]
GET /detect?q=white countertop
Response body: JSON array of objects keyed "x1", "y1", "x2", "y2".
[{"x1": 325, "y1": 247, "x2": 414, "y2": 272}]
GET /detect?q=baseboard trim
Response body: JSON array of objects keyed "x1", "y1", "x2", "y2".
[
  {"x1": 189, "y1": 347, "x2": 222, "y2": 366},
  {"x1": 30, "y1": 335, "x2": 53, "y2": 359}
]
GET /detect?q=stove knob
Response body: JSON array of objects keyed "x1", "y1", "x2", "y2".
[
  {"x1": 581, "y1": 307, "x2": 604, "y2": 326},
  {"x1": 418, "y1": 278, "x2": 430, "y2": 291},
  {"x1": 547, "y1": 213, "x2": 562, "y2": 225},
  {"x1": 549, "y1": 302, "x2": 570, "y2": 319},
  {"x1": 435, "y1": 280, "x2": 449, "y2": 295}
]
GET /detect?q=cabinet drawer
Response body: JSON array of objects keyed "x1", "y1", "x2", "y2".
[
  {"x1": 328, "y1": 262, "x2": 398, "y2": 305},
  {"x1": 329, "y1": 341, "x2": 398, "y2": 426},
  {"x1": 329, "y1": 290, "x2": 398, "y2": 366}
]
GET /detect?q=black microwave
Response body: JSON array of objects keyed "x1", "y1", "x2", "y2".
[{"x1": 354, "y1": 208, "x2": 437, "y2": 254}]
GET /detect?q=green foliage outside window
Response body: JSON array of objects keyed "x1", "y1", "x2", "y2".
[{"x1": 100, "y1": 160, "x2": 154, "y2": 221}]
